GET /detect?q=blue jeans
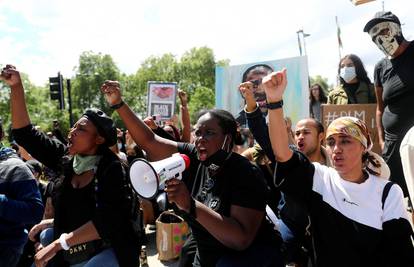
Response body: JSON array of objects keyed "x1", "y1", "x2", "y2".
[{"x1": 39, "y1": 228, "x2": 119, "y2": 267}]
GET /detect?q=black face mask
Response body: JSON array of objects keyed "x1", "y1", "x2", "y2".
[{"x1": 201, "y1": 135, "x2": 232, "y2": 172}]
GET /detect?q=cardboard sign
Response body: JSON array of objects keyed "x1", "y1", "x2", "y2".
[
  {"x1": 147, "y1": 82, "x2": 177, "y2": 120},
  {"x1": 321, "y1": 104, "x2": 380, "y2": 153}
]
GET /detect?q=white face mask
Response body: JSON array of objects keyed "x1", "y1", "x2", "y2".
[
  {"x1": 340, "y1": 66, "x2": 356, "y2": 83},
  {"x1": 369, "y1": 21, "x2": 403, "y2": 57}
]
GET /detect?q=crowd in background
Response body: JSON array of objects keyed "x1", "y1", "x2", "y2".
[{"x1": 0, "y1": 10, "x2": 413, "y2": 267}]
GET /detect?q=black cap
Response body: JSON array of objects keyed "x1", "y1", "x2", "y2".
[
  {"x1": 83, "y1": 108, "x2": 117, "y2": 147},
  {"x1": 364, "y1": 11, "x2": 401, "y2": 32}
]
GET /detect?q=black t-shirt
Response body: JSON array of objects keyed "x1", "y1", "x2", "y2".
[
  {"x1": 177, "y1": 143, "x2": 281, "y2": 267},
  {"x1": 59, "y1": 181, "x2": 96, "y2": 233},
  {"x1": 374, "y1": 41, "x2": 414, "y2": 140}
]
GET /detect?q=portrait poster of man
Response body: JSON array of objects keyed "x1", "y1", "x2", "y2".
[
  {"x1": 147, "y1": 81, "x2": 177, "y2": 120},
  {"x1": 215, "y1": 56, "x2": 309, "y2": 127}
]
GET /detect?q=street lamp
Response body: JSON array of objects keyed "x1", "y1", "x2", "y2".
[{"x1": 296, "y1": 29, "x2": 311, "y2": 56}]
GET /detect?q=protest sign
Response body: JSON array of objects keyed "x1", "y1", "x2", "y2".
[
  {"x1": 215, "y1": 56, "x2": 309, "y2": 127},
  {"x1": 321, "y1": 104, "x2": 380, "y2": 153},
  {"x1": 147, "y1": 82, "x2": 177, "y2": 120}
]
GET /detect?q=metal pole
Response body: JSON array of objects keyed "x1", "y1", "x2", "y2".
[
  {"x1": 303, "y1": 32, "x2": 308, "y2": 56},
  {"x1": 66, "y1": 79, "x2": 74, "y2": 127},
  {"x1": 297, "y1": 30, "x2": 303, "y2": 56}
]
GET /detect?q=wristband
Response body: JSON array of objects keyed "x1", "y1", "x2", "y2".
[
  {"x1": 266, "y1": 100, "x2": 283, "y2": 110},
  {"x1": 59, "y1": 233, "x2": 70, "y2": 250},
  {"x1": 110, "y1": 100, "x2": 124, "y2": 110}
]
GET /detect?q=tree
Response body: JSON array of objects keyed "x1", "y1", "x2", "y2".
[
  {"x1": 131, "y1": 53, "x2": 179, "y2": 117},
  {"x1": 188, "y1": 86, "x2": 215, "y2": 123},
  {"x1": 310, "y1": 75, "x2": 331, "y2": 95},
  {"x1": 178, "y1": 47, "x2": 216, "y2": 94},
  {"x1": 71, "y1": 51, "x2": 120, "y2": 116},
  {"x1": 0, "y1": 73, "x2": 66, "y2": 143}
]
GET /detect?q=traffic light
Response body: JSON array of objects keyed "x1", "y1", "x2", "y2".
[{"x1": 49, "y1": 73, "x2": 64, "y2": 109}]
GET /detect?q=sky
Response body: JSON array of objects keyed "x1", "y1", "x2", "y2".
[{"x1": 0, "y1": 0, "x2": 413, "y2": 87}]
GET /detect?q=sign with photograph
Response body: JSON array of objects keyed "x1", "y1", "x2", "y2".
[
  {"x1": 321, "y1": 104, "x2": 380, "y2": 153},
  {"x1": 215, "y1": 56, "x2": 309, "y2": 128},
  {"x1": 147, "y1": 82, "x2": 177, "y2": 120}
]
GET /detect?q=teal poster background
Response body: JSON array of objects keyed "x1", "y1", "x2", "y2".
[{"x1": 215, "y1": 56, "x2": 309, "y2": 126}]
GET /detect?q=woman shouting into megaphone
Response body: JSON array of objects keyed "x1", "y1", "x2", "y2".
[{"x1": 101, "y1": 81, "x2": 284, "y2": 267}]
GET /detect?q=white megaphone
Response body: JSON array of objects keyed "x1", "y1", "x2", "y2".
[{"x1": 129, "y1": 153, "x2": 191, "y2": 199}]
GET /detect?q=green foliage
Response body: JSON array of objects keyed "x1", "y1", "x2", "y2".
[
  {"x1": 178, "y1": 47, "x2": 216, "y2": 94},
  {"x1": 0, "y1": 72, "x2": 67, "y2": 141},
  {"x1": 130, "y1": 47, "x2": 224, "y2": 119},
  {"x1": 310, "y1": 75, "x2": 332, "y2": 95},
  {"x1": 71, "y1": 51, "x2": 120, "y2": 116},
  {"x1": 0, "y1": 47, "x2": 228, "y2": 138},
  {"x1": 188, "y1": 86, "x2": 215, "y2": 124}
]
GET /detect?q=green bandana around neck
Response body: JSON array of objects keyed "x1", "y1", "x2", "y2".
[{"x1": 73, "y1": 154, "x2": 101, "y2": 175}]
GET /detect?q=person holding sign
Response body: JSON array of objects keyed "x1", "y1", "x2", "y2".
[
  {"x1": 101, "y1": 80, "x2": 283, "y2": 267},
  {"x1": 327, "y1": 54, "x2": 376, "y2": 105},
  {"x1": 264, "y1": 68, "x2": 414, "y2": 267}
]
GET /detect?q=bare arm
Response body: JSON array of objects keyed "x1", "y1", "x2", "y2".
[
  {"x1": 0, "y1": 65, "x2": 31, "y2": 129},
  {"x1": 101, "y1": 81, "x2": 178, "y2": 161},
  {"x1": 34, "y1": 221, "x2": 100, "y2": 267},
  {"x1": 178, "y1": 89, "x2": 191, "y2": 143},
  {"x1": 64, "y1": 221, "x2": 100, "y2": 246},
  {"x1": 194, "y1": 201, "x2": 263, "y2": 250},
  {"x1": 166, "y1": 179, "x2": 263, "y2": 250},
  {"x1": 262, "y1": 69, "x2": 293, "y2": 162},
  {"x1": 374, "y1": 85, "x2": 385, "y2": 150}
]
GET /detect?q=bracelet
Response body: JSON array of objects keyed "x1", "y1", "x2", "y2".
[
  {"x1": 110, "y1": 100, "x2": 125, "y2": 110},
  {"x1": 266, "y1": 100, "x2": 283, "y2": 110},
  {"x1": 59, "y1": 233, "x2": 70, "y2": 250},
  {"x1": 188, "y1": 198, "x2": 197, "y2": 218}
]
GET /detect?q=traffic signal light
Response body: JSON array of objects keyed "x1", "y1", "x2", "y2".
[{"x1": 49, "y1": 73, "x2": 64, "y2": 109}]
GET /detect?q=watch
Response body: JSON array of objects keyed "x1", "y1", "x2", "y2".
[
  {"x1": 110, "y1": 100, "x2": 125, "y2": 110},
  {"x1": 266, "y1": 100, "x2": 283, "y2": 110}
]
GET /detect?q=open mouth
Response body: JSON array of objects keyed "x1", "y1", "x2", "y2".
[
  {"x1": 297, "y1": 141, "x2": 305, "y2": 151},
  {"x1": 197, "y1": 147, "x2": 208, "y2": 161}
]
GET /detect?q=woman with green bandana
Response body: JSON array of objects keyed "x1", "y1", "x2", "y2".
[{"x1": 1, "y1": 65, "x2": 141, "y2": 267}]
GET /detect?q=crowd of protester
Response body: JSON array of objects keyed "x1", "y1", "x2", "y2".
[{"x1": 0, "y1": 10, "x2": 413, "y2": 267}]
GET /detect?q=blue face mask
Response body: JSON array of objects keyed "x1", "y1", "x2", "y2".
[
  {"x1": 340, "y1": 66, "x2": 356, "y2": 83},
  {"x1": 72, "y1": 155, "x2": 101, "y2": 175}
]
